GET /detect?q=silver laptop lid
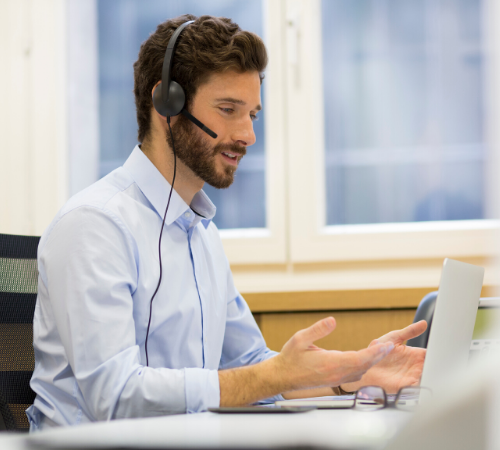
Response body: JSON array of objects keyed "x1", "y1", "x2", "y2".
[{"x1": 420, "y1": 258, "x2": 484, "y2": 391}]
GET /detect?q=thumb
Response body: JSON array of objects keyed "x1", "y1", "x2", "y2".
[{"x1": 297, "y1": 317, "x2": 336, "y2": 345}]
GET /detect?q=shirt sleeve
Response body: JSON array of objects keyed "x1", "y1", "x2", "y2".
[
  {"x1": 219, "y1": 268, "x2": 284, "y2": 403},
  {"x1": 39, "y1": 206, "x2": 217, "y2": 420}
]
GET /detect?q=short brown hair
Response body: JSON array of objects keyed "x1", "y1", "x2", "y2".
[{"x1": 133, "y1": 14, "x2": 268, "y2": 143}]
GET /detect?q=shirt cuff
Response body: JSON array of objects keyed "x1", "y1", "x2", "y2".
[{"x1": 184, "y1": 368, "x2": 220, "y2": 413}]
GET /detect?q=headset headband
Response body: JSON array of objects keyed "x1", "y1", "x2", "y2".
[{"x1": 161, "y1": 20, "x2": 194, "y2": 105}]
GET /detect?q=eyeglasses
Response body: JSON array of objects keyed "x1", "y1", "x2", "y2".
[{"x1": 353, "y1": 386, "x2": 432, "y2": 412}]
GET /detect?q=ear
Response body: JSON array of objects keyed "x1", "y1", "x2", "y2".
[
  {"x1": 152, "y1": 81, "x2": 166, "y2": 119},
  {"x1": 151, "y1": 81, "x2": 161, "y2": 98}
]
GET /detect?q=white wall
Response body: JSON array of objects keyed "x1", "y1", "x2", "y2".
[{"x1": 0, "y1": 0, "x2": 68, "y2": 236}]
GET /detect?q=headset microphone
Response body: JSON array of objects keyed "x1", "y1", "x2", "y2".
[{"x1": 181, "y1": 109, "x2": 217, "y2": 139}]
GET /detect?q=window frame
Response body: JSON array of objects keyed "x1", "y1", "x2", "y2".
[
  {"x1": 219, "y1": 0, "x2": 288, "y2": 264},
  {"x1": 284, "y1": 0, "x2": 500, "y2": 265}
]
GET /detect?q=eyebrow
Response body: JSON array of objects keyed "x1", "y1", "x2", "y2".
[{"x1": 215, "y1": 97, "x2": 262, "y2": 111}]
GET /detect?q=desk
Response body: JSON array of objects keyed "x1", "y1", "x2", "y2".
[{"x1": 1, "y1": 409, "x2": 412, "y2": 450}]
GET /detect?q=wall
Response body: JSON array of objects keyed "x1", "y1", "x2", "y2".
[{"x1": 0, "y1": 0, "x2": 67, "y2": 236}]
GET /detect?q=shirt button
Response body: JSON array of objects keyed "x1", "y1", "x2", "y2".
[{"x1": 184, "y1": 212, "x2": 191, "y2": 218}]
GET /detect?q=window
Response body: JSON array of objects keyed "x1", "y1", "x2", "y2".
[
  {"x1": 97, "y1": 0, "x2": 267, "y2": 230},
  {"x1": 285, "y1": 0, "x2": 497, "y2": 265},
  {"x1": 322, "y1": 0, "x2": 485, "y2": 225},
  {"x1": 68, "y1": 0, "x2": 498, "y2": 287}
]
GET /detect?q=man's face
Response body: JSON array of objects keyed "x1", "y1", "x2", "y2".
[{"x1": 166, "y1": 70, "x2": 261, "y2": 189}]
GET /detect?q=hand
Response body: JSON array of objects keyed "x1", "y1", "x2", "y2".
[
  {"x1": 341, "y1": 321, "x2": 427, "y2": 394},
  {"x1": 276, "y1": 317, "x2": 396, "y2": 392}
]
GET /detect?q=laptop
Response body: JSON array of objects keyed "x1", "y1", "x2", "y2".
[
  {"x1": 419, "y1": 258, "x2": 484, "y2": 391},
  {"x1": 275, "y1": 258, "x2": 485, "y2": 408}
]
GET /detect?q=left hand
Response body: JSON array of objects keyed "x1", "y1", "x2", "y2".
[{"x1": 340, "y1": 320, "x2": 427, "y2": 394}]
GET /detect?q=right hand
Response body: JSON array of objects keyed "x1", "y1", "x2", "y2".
[{"x1": 275, "y1": 317, "x2": 394, "y2": 392}]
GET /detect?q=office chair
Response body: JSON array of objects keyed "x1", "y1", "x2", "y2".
[
  {"x1": 406, "y1": 291, "x2": 438, "y2": 348},
  {"x1": 0, "y1": 233, "x2": 40, "y2": 432}
]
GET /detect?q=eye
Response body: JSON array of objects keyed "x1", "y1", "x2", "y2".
[
  {"x1": 220, "y1": 107, "x2": 234, "y2": 114},
  {"x1": 250, "y1": 114, "x2": 259, "y2": 122}
]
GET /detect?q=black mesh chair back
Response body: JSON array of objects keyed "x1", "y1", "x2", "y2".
[
  {"x1": 0, "y1": 233, "x2": 40, "y2": 431},
  {"x1": 406, "y1": 291, "x2": 438, "y2": 348}
]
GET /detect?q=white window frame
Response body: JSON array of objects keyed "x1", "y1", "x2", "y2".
[
  {"x1": 220, "y1": 0, "x2": 288, "y2": 264},
  {"x1": 285, "y1": 0, "x2": 500, "y2": 264}
]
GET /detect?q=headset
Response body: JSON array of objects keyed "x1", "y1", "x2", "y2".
[
  {"x1": 145, "y1": 20, "x2": 217, "y2": 366},
  {"x1": 152, "y1": 20, "x2": 218, "y2": 139}
]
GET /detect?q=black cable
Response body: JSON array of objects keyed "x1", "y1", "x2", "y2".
[{"x1": 145, "y1": 117, "x2": 177, "y2": 367}]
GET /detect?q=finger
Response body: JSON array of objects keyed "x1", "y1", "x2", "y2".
[
  {"x1": 296, "y1": 317, "x2": 336, "y2": 345},
  {"x1": 376, "y1": 320, "x2": 427, "y2": 345}
]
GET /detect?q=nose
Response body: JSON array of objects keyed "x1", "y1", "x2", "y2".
[{"x1": 231, "y1": 115, "x2": 256, "y2": 148}]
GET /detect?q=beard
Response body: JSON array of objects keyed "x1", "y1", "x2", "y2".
[{"x1": 165, "y1": 113, "x2": 246, "y2": 189}]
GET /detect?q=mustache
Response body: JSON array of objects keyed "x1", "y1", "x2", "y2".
[{"x1": 213, "y1": 143, "x2": 247, "y2": 158}]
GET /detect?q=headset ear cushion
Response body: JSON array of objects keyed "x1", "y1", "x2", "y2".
[
  {"x1": 165, "y1": 81, "x2": 186, "y2": 116},
  {"x1": 152, "y1": 81, "x2": 186, "y2": 117}
]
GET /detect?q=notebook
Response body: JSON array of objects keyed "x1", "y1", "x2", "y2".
[
  {"x1": 276, "y1": 258, "x2": 485, "y2": 408},
  {"x1": 419, "y1": 258, "x2": 484, "y2": 391}
]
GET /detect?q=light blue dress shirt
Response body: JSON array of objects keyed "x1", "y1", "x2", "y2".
[{"x1": 27, "y1": 146, "x2": 280, "y2": 430}]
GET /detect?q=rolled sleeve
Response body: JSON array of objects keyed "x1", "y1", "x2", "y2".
[
  {"x1": 113, "y1": 365, "x2": 187, "y2": 419},
  {"x1": 184, "y1": 368, "x2": 220, "y2": 413}
]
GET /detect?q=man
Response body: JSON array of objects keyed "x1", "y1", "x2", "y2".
[{"x1": 27, "y1": 15, "x2": 426, "y2": 430}]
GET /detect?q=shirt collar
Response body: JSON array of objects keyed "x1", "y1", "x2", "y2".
[{"x1": 122, "y1": 146, "x2": 216, "y2": 229}]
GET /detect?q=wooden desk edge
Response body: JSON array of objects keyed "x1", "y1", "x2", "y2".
[{"x1": 244, "y1": 286, "x2": 497, "y2": 313}]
